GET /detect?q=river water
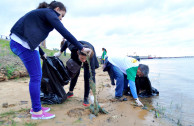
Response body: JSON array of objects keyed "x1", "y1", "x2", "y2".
[{"x1": 140, "y1": 57, "x2": 194, "y2": 126}]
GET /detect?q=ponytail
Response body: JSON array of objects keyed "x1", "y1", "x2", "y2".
[
  {"x1": 37, "y1": 1, "x2": 66, "y2": 12},
  {"x1": 37, "y1": 2, "x2": 48, "y2": 9}
]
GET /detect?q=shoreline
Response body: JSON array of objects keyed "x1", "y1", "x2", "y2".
[{"x1": 0, "y1": 66, "x2": 166, "y2": 126}]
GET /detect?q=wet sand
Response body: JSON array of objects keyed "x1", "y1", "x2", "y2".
[{"x1": 0, "y1": 66, "x2": 164, "y2": 126}]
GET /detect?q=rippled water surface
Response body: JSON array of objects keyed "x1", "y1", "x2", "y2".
[{"x1": 141, "y1": 58, "x2": 194, "y2": 126}]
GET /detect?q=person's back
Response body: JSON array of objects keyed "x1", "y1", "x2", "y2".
[
  {"x1": 55, "y1": 40, "x2": 99, "y2": 106},
  {"x1": 11, "y1": 8, "x2": 58, "y2": 50},
  {"x1": 61, "y1": 40, "x2": 99, "y2": 69}
]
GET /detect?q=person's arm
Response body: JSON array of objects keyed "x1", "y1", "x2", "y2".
[
  {"x1": 60, "y1": 41, "x2": 68, "y2": 53},
  {"x1": 45, "y1": 11, "x2": 83, "y2": 51},
  {"x1": 129, "y1": 80, "x2": 144, "y2": 106},
  {"x1": 128, "y1": 80, "x2": 138, "y2": 99},
  {"x1": 54, "y1": 41, "x2": 68, "y2": 57}
]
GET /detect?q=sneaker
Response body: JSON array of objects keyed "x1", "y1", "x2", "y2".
[
  {"x1": 83, "y1": 97, "x2": 90, "y2": 106},
  {"x1": 31, "y1": 111, "x2": 55, "y2": 120},
  {"x1": 30, "y1": 107, "x2": 50, "y2": 114},
  {"x1": 115, "y1": 96, "x2": 122, "y2": 99},
  {"x1": 67, "y1": 92, "x2": 73, "y2": 98},
  {"x1": 115, "y1": 96, "x2": 128, "y2": 101}
]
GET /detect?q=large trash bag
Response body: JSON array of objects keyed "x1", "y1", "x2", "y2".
[
  {"x1": 135, "y1": 76, "x2": 159, "y2": 98},
  {"x1": 40, "y1": 56, "x2": 71, "y2": 104}
]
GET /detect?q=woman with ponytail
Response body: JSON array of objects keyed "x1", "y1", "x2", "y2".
[{"x1": 9, "y1": 1, "x2": 91, "y2": 120}]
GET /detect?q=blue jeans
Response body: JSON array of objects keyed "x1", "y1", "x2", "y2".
[
  {"x1": 10, "y1": 40, "x2": 42, "y2": 112},
  {"x1": 112, "y1": 65, "x2": 128, "y2": 97}
]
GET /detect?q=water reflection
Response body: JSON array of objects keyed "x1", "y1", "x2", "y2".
[{"x1": 140, "y1": 58, "x2": 194, "y2": 126}]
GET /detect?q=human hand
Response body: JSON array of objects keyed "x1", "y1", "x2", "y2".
[
  {"x1": 81, "y1": 47, "x2": 92, "y2": 56},
  {"x1": 135, "y1": 98, "x2": 144, "y2": 107},
  {"x1": 54, "y1": 51, "x2": 62, "y2": 57}
]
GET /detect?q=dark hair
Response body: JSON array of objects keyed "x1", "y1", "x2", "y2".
[
  {"x1": 37, "y1": 1, "x2": 66, "y2": 12},
  {"x1": 37, "y1": 2, "x2": 48, "y2": 9},
  {"x1": 138, "y1": 64, "x2": 149, "y2": 77},
  {"x1": 102, "y1": 48, "x2": 107, "y2": 52}
]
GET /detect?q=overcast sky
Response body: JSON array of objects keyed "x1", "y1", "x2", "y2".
[{"x1": 0, "y1": 0, "x2": 194, "y2": 57}]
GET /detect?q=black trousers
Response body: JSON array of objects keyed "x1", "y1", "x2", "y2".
[{"x1": 69, "y1": 62, "x2": 96, "y2": 98}]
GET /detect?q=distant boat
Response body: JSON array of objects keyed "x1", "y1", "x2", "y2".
[
  {"x1": 148, "y1": 55, "x2": 154, "y2": 59},
  {"x1": 148, "y1": 56, "x2": 153, "y2": 59}
]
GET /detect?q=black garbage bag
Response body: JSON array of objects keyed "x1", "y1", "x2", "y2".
[
  {"x1": 135, "y1": 76, "x2": 159, "y2": 98},
  {"x1": 40, "y1": 93, "x2": 63, "y2": 105},
  {"x1": 125, "y1": 76, "x2": 159, "y2": 98},
  {"x1": 41, "y1": 56, "x2": 71, "y2": 104},
  {"x1": 138, "y1": 87, "x2": 159, "y2": 98}
]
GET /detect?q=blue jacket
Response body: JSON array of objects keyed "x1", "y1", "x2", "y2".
[{"x1": 10, "y1": 8, "x2": 83, "y2": 51}]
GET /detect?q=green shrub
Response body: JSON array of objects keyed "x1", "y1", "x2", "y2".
[{"x1": 5, "y1": 65, "x2": 16, "y2": 79}]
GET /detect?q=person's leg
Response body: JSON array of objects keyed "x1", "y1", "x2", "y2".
[
  {"x1": 83, "y1": 63, "x2": 90, "y2": 99},
  {"x1": 10, "y1": 40, "x2": 55, "y2": 119},
  {"x1": 69, "y1": 70, "x2": 81, "y2": 91},
  {"x1": 67, "y1": 70, "x2": 81, "y2": 98},
  {"x1": 10, "y1": 40, "x2": 42, "y2": 112},
  {"x1": 112, "y1": 65, "x2": 124, "y2": 97}
]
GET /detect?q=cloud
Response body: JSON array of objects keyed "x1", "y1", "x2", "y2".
[{"x1": 0, "y1": 0, "x2": 194, "y2": 57}]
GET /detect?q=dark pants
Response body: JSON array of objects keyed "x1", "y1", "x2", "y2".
[
  {"x1": 112, "y1": 65, "x2": 128, "y2": 97},
  {"x1": 69, "y1": 62, "x2": 95, "y2": 98}
]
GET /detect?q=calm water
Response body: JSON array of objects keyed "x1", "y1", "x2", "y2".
[{"x1": 141, "y1": 58, "x2": 194, "y2": 126}]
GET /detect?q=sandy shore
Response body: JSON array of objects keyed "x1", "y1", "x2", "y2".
[{"x1": 0, "y1": 65, "x2": 164, "y2": 126}]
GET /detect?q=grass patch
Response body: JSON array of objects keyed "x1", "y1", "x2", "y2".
[
  {"x1": 0, "y1": 39, "x2": 71, "y2": 81},
  {"x1": 0, "y1": 110, "x2": 16, "y2": 118},
  {"x1": 11, "y1": 120, "x2": 17, "y2": 126},
  {"x1": 0, "y1": 108, "x2": 39, "y2": 126},
  {"x1": 24, "y1": 122, "x2": 37, "y2": 126},
  {"x1": 73, "y1": 118, "x2": 82, "y2": 124},
  {"x1": 0, "y1": 39, "x2": 12, "y2": 57},
  {"x1": 18, "y1": 108, "x2": 30, "y2": 113},
  {"x1": 4, "y1": 65, "x2": 16, "y2": 79}
]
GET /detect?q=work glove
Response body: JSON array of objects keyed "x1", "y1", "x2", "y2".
[
  {"x1": 54, "y1": 51, "x2": 62, "y2": 57},
  {"x1": 81, "y1": 47, "x2": 92, "y2": 56},
  {"x1": 135, "y1": 98, "x2": 144, "y2": 107}
]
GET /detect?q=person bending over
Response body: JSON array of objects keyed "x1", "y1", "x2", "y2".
[
  {"x1": 54, "y1": 40, "x2": 99, "y2": 106},
  {"x1": 104, "y1": 56, "x2": 149, "y2": 106}
]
